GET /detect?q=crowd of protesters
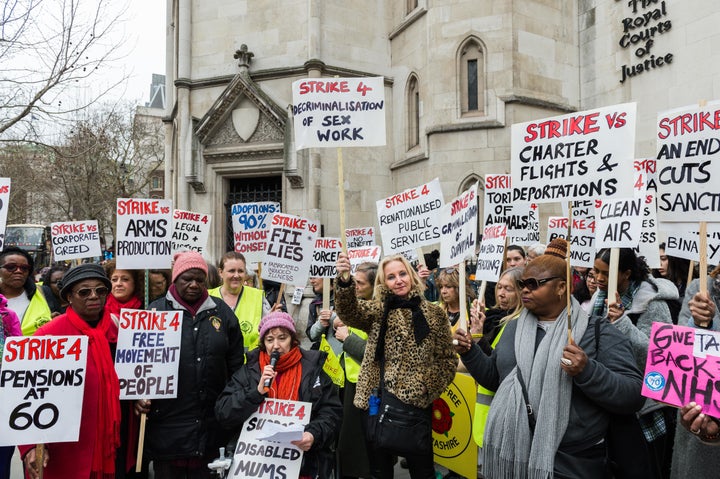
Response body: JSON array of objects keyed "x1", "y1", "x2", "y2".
[{"x1": 1, "y1": 233, "x2": 720, "y2": 479}]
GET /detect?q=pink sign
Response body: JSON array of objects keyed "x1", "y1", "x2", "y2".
[{"x1": 642, "y1": 322, "x2": 720, "y2": 419}]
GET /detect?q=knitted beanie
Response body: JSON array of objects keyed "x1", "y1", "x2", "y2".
[
  {"x1": 258, "y1": 311, "x2": 296, "y2": 340},
  {"x1": 544, "y1": 238, "x2": 569, "y2": 259},
  {"x1": 171, "y1": 251, "x2": 208, "y2": 283}
]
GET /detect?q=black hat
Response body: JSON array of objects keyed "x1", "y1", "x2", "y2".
[{"x1": 59, "y1": 263, "x2": 112, "y2": 300}]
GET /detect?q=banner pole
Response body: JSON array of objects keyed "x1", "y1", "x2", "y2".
[
  {"x1": 566, "y1": 202, "x2": 573, "y2": 344},
  {"x1": 699, "y1": 222, "x2": 708, "y2": 294},
  {"x1": 337, "y1": 147, "x2": 349, "y2": 281},
  {"x1": 459, "y1": 265, "x2": 467, "y2": 331}
]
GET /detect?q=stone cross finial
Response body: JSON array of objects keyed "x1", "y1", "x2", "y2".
[{"x1": 234, "y1": 45, "x2": 254, "y2": 69}]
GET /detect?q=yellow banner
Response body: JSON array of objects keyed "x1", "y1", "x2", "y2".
[
  {"x1": 320, "y1": 334, "x2": 345, "y2": 387},
  {"x1": 432, "y1": 372, "x2": 477, "y2": 479}
]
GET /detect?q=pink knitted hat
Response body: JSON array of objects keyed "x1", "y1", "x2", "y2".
[
  {"x1": 171, "y1": 251, "x2": 208, "y2": 282},
  {"x1": 258, "y1": 311, "x2": 296, "y2": 340}
]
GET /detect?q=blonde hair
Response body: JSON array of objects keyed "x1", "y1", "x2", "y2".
[
  {"x1": 436, "y1": 266, "x2": 476, "y2": 311},
  {"x1": 495, "y1": 266, "x2": 525, "y2": 326},
  {"x1": 374, "y1": 255, "x2": 425, "y2": 301}
]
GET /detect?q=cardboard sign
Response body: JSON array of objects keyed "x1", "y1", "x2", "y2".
[
  {"x1": 0, "y1": 336, "x2": 88, "y2": 446},
  {"x1": 664, "y1": 229, "x2": 720, "y2": 264},
  {"x1": 643, "y1": 322, "x2": 720, "y2": 419},
  {"x1": 171, "y1": 209, "x2": 211, "y2": 254},
  {"x1": 115, "y1": 309, "x2": 182, "y2": 400},
  {"x1": 595, "y1": 198, "x2": 643, "y2": 248},
  {"x1": 344, "y1": 227, "x2": 375, "y2": 248},
  {"x1": 656, "y1": 101, "x2": 720, "y2": 223},
  {"x1": 377, "y1": 178, "x2": 444, "y2": 254},
  {"x1": 291, "y1": 77, "x2": 386, "y2": 150},
  {"x1": 475, "y1": 224, "x2": 507, "y2": 282},
  {"x1": 507, "y1": 203, "x2": 540, "y2": 246},
  {"x1": 232, "y1": 202, "x2": 281, "y2": 264},
  {"x1": 432, "y1": 373, "x2": 478, "y2": 479},
  {"x1": 309, "y1": 237, "x2": 342, "y2": 278},
  {"x1": 116, "y1": 198, "x2": 173, "y2": 269},
  {"x1": 512, "y1": 103, "x2": 637, "y2": 203},
  {"x1": 261, "y1": 213, "x2": 318, "y2": 287},
  {"x1": 347, "y1": 245, "x2": 382, "y2": 271},
  {"x1": 439, "y1": 182, "x2": 478, "y2": 268},
  {"x1": 230, "y1": 399, "x2": 311, "y2": 479},
  {"x1": 545, "y1": 216, "x2": 596, "y2": 268},
  {"x1": 0, "y1": 178, "x2": 10, "y2": 250},
  {"x1": 50, "y1": 220, "x2": 102, "y2": 261}
]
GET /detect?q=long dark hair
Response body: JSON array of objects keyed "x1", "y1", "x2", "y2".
[{"x1": 596, "y1": 248, "x2": 649, "y2": 283}]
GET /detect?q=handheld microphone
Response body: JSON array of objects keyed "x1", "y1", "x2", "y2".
[{"x1": 263, "y1": 350, "x2": 281, "y2": 391}]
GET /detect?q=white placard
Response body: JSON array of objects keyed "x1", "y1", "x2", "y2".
[
  {"x1": 507, "y1": 203, "x2": 540, "y2": 246},
  {"x1": 475, "y1": 224, "x2": 507, "y2": 282},
  {"x1": 348, "y1": 245, "x2": 382, "y2": 270},
  {"x1": 595, "y1": 198, "x2": 643, "y2": 248},
  {"x1": 50, "y1": 220, "x2": 102, "y2": 261},
  {"x1": 291, "y1": 77, "x2": 386, "y2": 150},
  {"x1": 171, "y1": 209, "x2": 211, "y2": 254},
  {"x1": 309, "y1": 237, "x2": 343, "y2": 278},
  {"x1": 665, "y1": 231, "x2": 720, "y2": 264},
  {"x1": 0, "y1": 178, "x2": 10, "y2": 250},
  {"x1": 512, "y1": 103, "x2": 637, "y2": 203},
  {"x1": 116, "y1": 198, "x2": 173, "y2": 269},
  {"x1": 230, "y1": 399, "x2": 311, "y2": 479},
  {"x1": 261, "y1": 213, "x2": 318, "y2": 286},
  {"x1": 656, "y1": 101, "x2": 720, "y2": 223},
  {"x1": 439, "y1": 182, "x2": 478, "y2": 268},
  {"x1": 377, "y1": 178, "x2": 444, "y2": 254},
  {"x1": 115, "y1": 309, "x2": 182, "y2": 400},
  {"x1": 546, "y1": 216, "x2": 596, "y2": 268},
  {"x1": 0, "y1": 336, "x2": 88, "y2": 446},
  {"x1": 483, "y1": 174, "x2": 513, "y2": 227},
  {"x1": 232, "y1": 202, "x2": 281, "y2": 264},
  {"x1": 344, "y1": 227, "x2": 375, "y2": 248}
]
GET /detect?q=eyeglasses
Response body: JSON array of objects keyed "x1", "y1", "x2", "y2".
[
  {"x1": 73, "y1": 286, "x2": 110, "y2": 298},
  {"x1": 516, "y1": 276, "x2": 562, "y2": 291},
  {"x1": 1, "y1": 263, "x2": 31, "y2": 273}
]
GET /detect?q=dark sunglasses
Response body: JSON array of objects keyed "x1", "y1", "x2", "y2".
[
  {"x1": 516, "y1": 276, "x2": 561, "y2": 291},
  {"x1": 1, "y1": 263, "x2": 31, "y2": 273},
  {"x1": 73, "y1": 286, "x2": 110, "y2": 298}
]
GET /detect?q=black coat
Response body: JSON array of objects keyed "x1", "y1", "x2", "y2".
[
  {"x1": 144, "y1": 294, "x2": 245, "y2": 460},
  {"x1": 215, "y1": 348, "x2": 343, "y2": 478}
]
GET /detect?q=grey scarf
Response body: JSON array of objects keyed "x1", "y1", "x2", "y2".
[{"x1": 483, "y1": 297, "x2": 589, "y2": 479}]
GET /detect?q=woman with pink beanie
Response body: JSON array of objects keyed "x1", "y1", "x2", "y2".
[{"x1": 134, "y1": 251, "x2": 245, "y2": 479}]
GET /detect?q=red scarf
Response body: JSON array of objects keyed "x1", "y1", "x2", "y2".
[
  {"x1": 259, "y1": 347, "x2": 303, "y2": 401},
  {"x1": 65, "y1": 306, "x2": 121, "y2": 479},
  {"x1": 104, "y1": 294, "x2": 142, "y2": 344}
]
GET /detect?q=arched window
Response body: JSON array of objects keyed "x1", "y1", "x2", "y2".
[
  {"x1": 459, "y1": 38, "x2": 485, "y2": 117},
  {"x1": 407, "y1": 75, "x2": 420, "y2": 149}
]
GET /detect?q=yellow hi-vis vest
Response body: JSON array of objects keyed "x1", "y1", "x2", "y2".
[
  {"x1": 209, "y1": 286, "x2": 264, "y2": 351},
  {"x1": 472, "y1": 322, "x2": 507, "y2": 448},
  {"x1": 342, "y1": 327, "x2": 368, "y2": 383},
  {"x1": 20, "y1": 288, "x2": 52, "y2": 336}
]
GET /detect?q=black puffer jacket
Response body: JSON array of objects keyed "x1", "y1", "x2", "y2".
[
  {"x1": 215, "y1": 348, "x2": 343, "y2": 478},
  {"x1": 144, "y1": 293, "x2": 244, "y2": 460}
]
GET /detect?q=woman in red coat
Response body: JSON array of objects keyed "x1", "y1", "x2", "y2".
[{"x1": 20, "y1": 263, "x2": 120, "y2": 479}]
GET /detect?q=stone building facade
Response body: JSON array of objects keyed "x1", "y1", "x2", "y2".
[{"x1": 162, "y1": 0, "x2": 720, "y2": 262}]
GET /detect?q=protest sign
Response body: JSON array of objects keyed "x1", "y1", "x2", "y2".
[
  {"x1": 309, "y1": 237, "x2": 342, "y2": 278},
  {"x1": 439, "y1": 182, "x2": 478, "y2": 268},
  {"x1": 483, "y1": 174, "x2": 512, "y2": 227},
  {"x1": 665, "y1": 230, "x2": 720, "y2": 265},
  {"x1": 348, "y1": 245, "x2": 382, "y2": 271},
  {"x1": 171, "y1": 209, "x2": 211, "y2": 254},
  {"x1": 482, "y1": 174, "x2": 539, "y2": 244},
  {"x1": 0, "y1": 336, "x2": 88, "y2": 446},
  {"x1": 507, "y1": 203, "x2": 540, "y2": 246},
  {"x1": 230, "y1": 399, "x2": 311, "y2": 479},
  {"x1": 656, "y1": 101, "x2": 720, "y2": 223},
  {"x1": 344, "y1": 227, "x2": 375, "y2": 248},
  {"x1": 232, "y1": 202, "x2": 281, "y2": 264},
  {"x1": 475, "y1": 224, "x2": 507, "y2": 282},
  {"x1": 0, "y1": 178, "x2": 9, "y2": 250},
  {"x1": 115, "y1": 309, "x2": 182, "y2": 400},
  {"x1": 432, "y1": 373, "x2": 477, "y2": 479},
  {"x1": 261, "y1": 213, "x2": 318, "y2": 286},
  {"x1": 595, "y1": 197, "x2": 643, "y2": 249},
  {"x1": 50, "y1": 220, "x2": 102, "y2": 261},
  {"x1": 116, "y1": 198, "x2": 173, "y2": 269},
  {"x1": 511, "y1": 103, "x2": 637, "y2": 203},
  {"x1": 291, "y1": 77, "x2": 386, "y2": 150},
  {"x1": 377, "y1": 178, "x2": 444, "y2": 255},
  {"x1": 546, "y1": 216, "x2": 595, "y2": 268},
  {"x1": 643, "y1": 322, "x2": 720, "y2": 419}
]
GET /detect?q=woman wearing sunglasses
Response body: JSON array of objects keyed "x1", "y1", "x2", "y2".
[
  {"x1": 20, "y1": 263, "x2": 121, "y2": 479},
  {"x1": 0, "y1": 247, "x2": 52, "y2": 336},
  {"x1": 452, "y1": 252, "x2": 643, "y2": 479}
]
